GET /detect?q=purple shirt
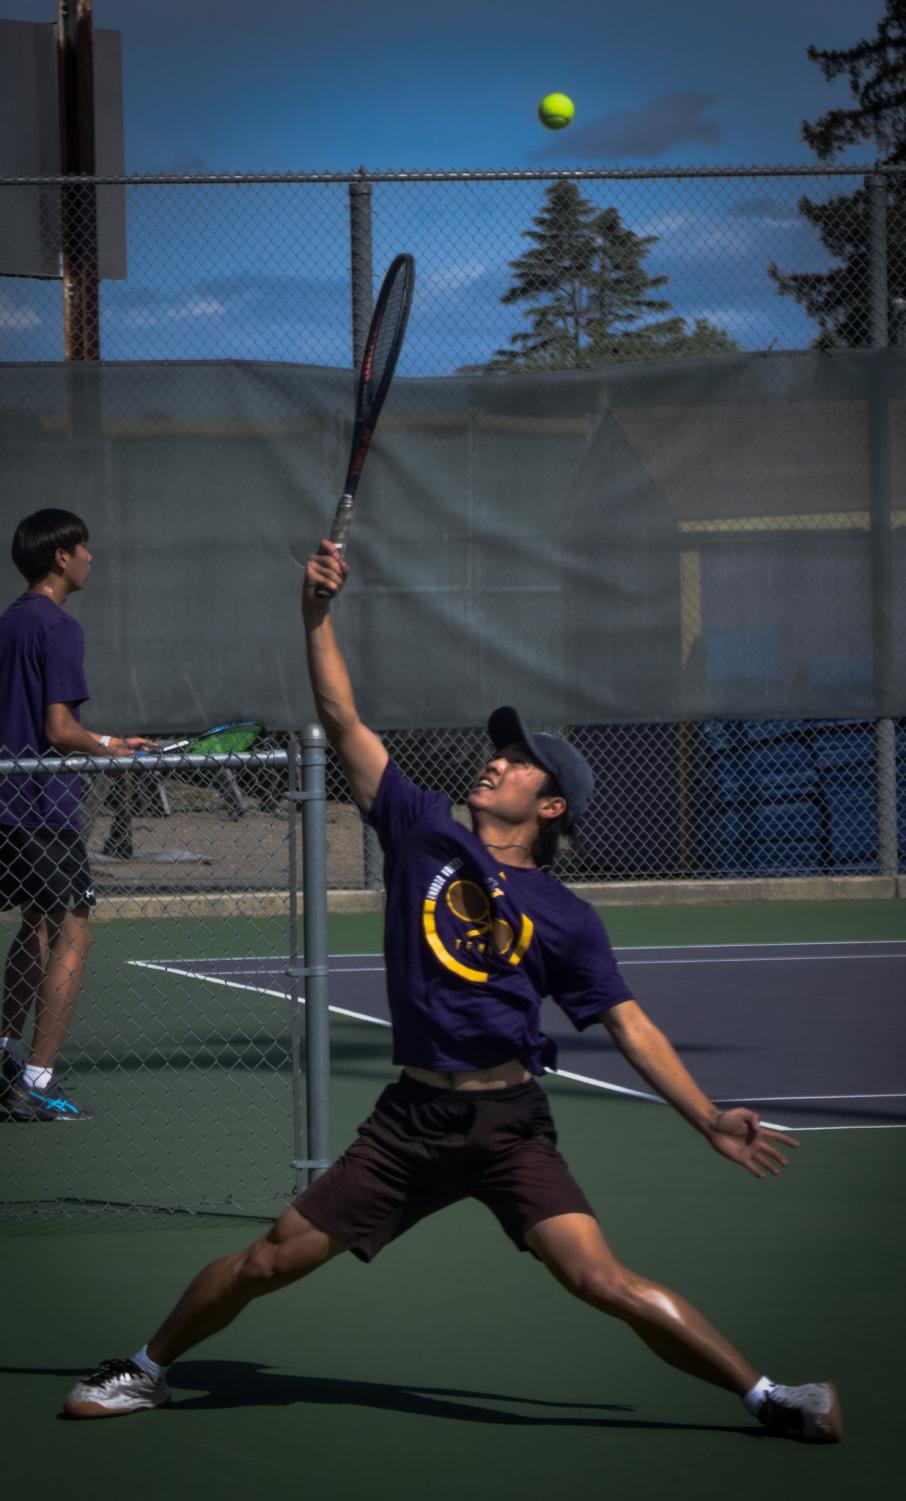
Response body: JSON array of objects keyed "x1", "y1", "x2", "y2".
[
  {"x1": 0, "y1": 593, "x2": 89, "y2": 830},
  {"x1": 367, "y1": 760, "x2": 634, "y2": 1075}
]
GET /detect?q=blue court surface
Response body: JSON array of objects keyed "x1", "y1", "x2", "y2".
[{"x1": 131, "y1": 939, "x2": 906, "y2": 1132}]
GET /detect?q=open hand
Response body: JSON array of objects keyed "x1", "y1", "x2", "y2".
[{"x1": 706, "y1": 1107, "x2": 799, "y2": 1180}]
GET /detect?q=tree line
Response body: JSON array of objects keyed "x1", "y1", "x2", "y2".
[{"x1": 465, "y1": 1, "x2": 905, "y2": 372}]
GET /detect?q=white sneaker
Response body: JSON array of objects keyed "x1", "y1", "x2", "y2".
[
  {"x1": 757, "y1": 1381, "x2": 842, "y2": 1443},
  {"x1": 64, "y1": 1358, "x2": 170, "y2": 1418}
]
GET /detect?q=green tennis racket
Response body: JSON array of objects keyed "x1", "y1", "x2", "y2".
[{"x1": 158, "y1": 721, "x2": 265, "y2": 755}]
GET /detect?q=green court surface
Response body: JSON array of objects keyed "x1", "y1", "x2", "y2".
[{"x1": 2, "y1": 899, "x2": 904, "y2": 1496}]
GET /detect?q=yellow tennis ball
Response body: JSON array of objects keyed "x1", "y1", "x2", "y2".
[{"x1": 538, "y1": 92, "x2": 575, "y2": 130}]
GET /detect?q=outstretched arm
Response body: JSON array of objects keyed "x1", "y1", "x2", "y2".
[
  {"x1": 601, "y1": 999, "x2": 798, "y2": 1180},
  {"x1": 302, "y1": 539, "x2": 388, "y2": 813},
  {"x1": 45, "y1": 702, "x2": 156, "y2": 757}
]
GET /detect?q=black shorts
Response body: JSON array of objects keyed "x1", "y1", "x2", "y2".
[
  {"x1": 0, "y1": 826, "x2": 95, "y2": 914},
  {"x1": 292, "y1": 1072, "x2": 596, "y2": 1262}
]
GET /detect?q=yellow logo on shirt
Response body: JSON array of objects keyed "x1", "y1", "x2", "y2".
[{"x1": 422, "y1": 859, "x2": 534, "y2": 982}]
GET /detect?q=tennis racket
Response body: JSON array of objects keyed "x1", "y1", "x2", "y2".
[
  {"x1": 316, "y1": 252, "x2": 415, "y2": 597},
  {"x1": 157, "y1": 721, "x2": 265, "y2": 755}
]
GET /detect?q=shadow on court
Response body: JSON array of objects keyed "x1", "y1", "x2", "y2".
[{"x1": 0, "y1": 1361, "x2": 759, "y2": 1438}]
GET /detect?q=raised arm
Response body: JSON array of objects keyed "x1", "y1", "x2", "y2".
[
  {"x1": 601, "y1": 998, "x2": 798, "y2": 1180},
  {"x1": 302, "y1": 540, "x2": 388, "y2": 813}
]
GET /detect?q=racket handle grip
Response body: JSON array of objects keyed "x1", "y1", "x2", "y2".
[
  {"x1": 328, "y1": 494, "x2": 355, "y2": 555},
  {"x1": 315, "y1": 495, "x2": 355, "y2": 599}
]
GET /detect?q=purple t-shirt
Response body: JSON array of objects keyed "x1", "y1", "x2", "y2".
[
  {"x1": 0, "y1": 593, "x2": 89, "y2": 830},
  {"x1": 367, "y1": 760, "x2": 634, "y2": 1075}
]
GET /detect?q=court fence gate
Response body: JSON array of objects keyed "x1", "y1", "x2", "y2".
[{"x1": 0, "y1": 730, "x2": 330, "y2": 1222}]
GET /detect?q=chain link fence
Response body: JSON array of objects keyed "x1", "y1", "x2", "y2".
[
  {"x1": 0, "y1": 738, "x2": 330, "y2": 1219},
  {"x1": 1, "y1": 165, "x2": 905, "y2": 890},
  {"x1": 1, "y1": 165, "x2": 905, "y2": 368},
  {"x1": 1, "y1": 164, "x2": 904, "y2": 888},
  {"x1": 372, "y1": 718, "x2": 906, "y2": 885},
  {"x1": 1, "y1": 165, "x2": 904, "y2": 1219},
  {"x1": 0, "y1": 722, "x2": 903, "y2": 1221}
]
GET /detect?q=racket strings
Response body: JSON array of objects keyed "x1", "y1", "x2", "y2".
[
  {"x1": 174, "y1": 722, "x2": 266, "y2": 756},
  {"x1": 189, "y1": 728, "x2": 263, "y2": 756},
  {"x1": 366, "y1": 264, "x2": 413, "y2": 395},
  {"x1": 445, "y1": 879, "x2": 516, "y2": 956}
]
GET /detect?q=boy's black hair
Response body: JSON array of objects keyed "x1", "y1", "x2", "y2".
[
  {"x1": 11, "y1": 509, "x2": 89, "y2": 585},
  {"x1": 531, "y1": 770, "x2": 569, "y2": 870}
]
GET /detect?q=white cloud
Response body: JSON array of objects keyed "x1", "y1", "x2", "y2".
[
  {"x1": 425, "y1": 259, "x2": 489, "y2": 289},
  {"x1": 163, "y1": 297, "x2": 227, "y2": 322}
]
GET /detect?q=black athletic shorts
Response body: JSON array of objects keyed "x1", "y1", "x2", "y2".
[
  {"x1": 0, "y1": 826, "x2": 95, "y2": 914},
  {"x1": 292, "y1": 1071, "x2": 597, "y2": 1261}
]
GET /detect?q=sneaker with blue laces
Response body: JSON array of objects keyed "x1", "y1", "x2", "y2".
[
  {"x1": 5, "y1": 1077, "x2": 94, "y2": 1121},
  {"x1": 757, "y1": 1382, "x2": 842, "y2": 1442},
  {"x1": 64, "y1": 1358, "x2": 170, "y2": 1418}
]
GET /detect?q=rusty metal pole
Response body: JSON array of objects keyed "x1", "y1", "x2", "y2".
[
  {"x1": 57, "y1": 0, "x2": 100, "y2": 361},
  {"x1": 866, "y1": 174, "x2": 898, "y2": 878}
]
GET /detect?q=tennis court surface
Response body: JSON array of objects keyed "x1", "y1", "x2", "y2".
[
  {"x1": 2, "y1": 902, "x2": 905, "y2": 1499},
  {"x1": 132, "y1": 937, "x2": 906, "y2": 1130}
]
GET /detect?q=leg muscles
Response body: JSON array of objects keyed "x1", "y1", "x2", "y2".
[
  {"x1": 30, "y1": 906, "x2": 91, "y2": 1069},
  {"x1": 526, "y1": 1213, "x2": 758, "y2": 1395},
  {"x1": 2, "y1": 910, "x2": 48, "y2": 1040},
  {"x1": 148, "y1": 1207, "x2": 348, "y2": 1365}
]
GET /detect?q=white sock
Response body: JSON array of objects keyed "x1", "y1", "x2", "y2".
[
  {"x1": 1, "y1": 1037, "x2": 23, "y2": 1061},
  {"x1": 23, "y1": 1064, "x2": 52, "y2": 1090},
  {"x1": 132, "y1": 1345, "x2": 169, "y2": 1379},
  {"x1": 743, "y1": 1376, "x2": 776, "y2": 1413}
]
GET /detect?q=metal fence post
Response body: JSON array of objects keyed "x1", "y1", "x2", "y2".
[
  {"x1": 349, "y1": 167, "x2": 373, "y2": 366},
  {"x1": 285, "y1": 726, "x2": 330, "y2": 1186},
  {"x1": 57, "y1": 0, "x2": 101, "y2": 362},
  {"x1": 286, "y1": 732, "x2": 305, "y2": 1195},
  {"x1": 348, "y1": 167, "x2": 383, "y2": 890},
  {"x1": 867, "y1": 173, "x2": 899, "y2": 877},
  {"x1": 301, "y1": 724, "x2": 331, "y2": 1182}
]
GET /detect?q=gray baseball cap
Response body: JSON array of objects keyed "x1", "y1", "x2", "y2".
[{"x1": 487, "y1": 706, "x2": 594, "y2": 830}]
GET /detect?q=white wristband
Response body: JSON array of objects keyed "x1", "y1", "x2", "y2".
[{"x1": 99, "y1": 735, "x2": 112, "y2": 748}]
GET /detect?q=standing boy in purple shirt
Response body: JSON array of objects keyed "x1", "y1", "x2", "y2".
[
  {"x1": 62, "y1": 539, "x2": 841, "y2": 1444},
  {"x1": 0, "y1": 509, "x2": 152, "y2": 1122}
]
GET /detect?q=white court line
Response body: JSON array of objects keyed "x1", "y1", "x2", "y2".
[
  {"x1": 128, "y1": 959, "x2": 904, "y2": 1133},
  {"x1": 127, "y1": 941, "x2": 906, "y2": 972},
  {"x1": 139, "y1": 954, "x2": 905, "y2": 976},
  {"x1": 546, "y1": 1066, "x2": 660, "y2": 1103},
  {"x1": 318, "y1": 965, "x2": 386, "y2": 974},
  {"x1": 548, "y1": 1067, "x2": 792, "y2": 1132},
  {"x1": 715, "y1": 1092, "x2": 906, "y2": 1102},
  {"x1": 621, "y1": 954, "x2": 906, "y2": 965},
  {"x1": 614, "y1": 940, "x2": 906, "y2": 951},
  {"x1": 128, "y1": 960, "x2": 391, "y2": 1028},
  {"x1": 786, "y1": 1123, "x2": 906, "y2": 1132}
]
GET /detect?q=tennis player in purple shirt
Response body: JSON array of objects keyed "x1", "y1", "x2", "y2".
[
  {"x1": 0, "y1": 509, "x2": 153, "y2": 1123},
  {"x1": 63, "y1": 538, "x2": 841, "y2": 1443}
]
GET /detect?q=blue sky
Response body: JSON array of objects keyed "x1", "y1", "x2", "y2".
[
  {"x1": 0, "y1": 0, "x2": 883, "y2": 368},
  {"x1": 0, "y1": 0, "x2": 867, "y2": 171}
]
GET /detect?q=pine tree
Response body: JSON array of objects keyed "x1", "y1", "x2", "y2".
[
  {"x1": 473, "y1": 181, "x2": 736, "y2": 372},
  {"x1": 769, "y1": 1, "x2": 906, "y2": 347},
  {"x1": 487, "y1": 181, "x2": 598, "y2": 370}
]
